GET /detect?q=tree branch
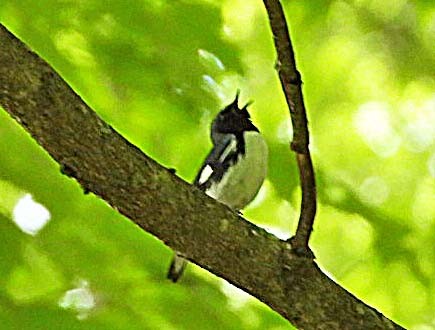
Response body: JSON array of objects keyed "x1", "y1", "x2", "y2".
[
  {"x1": 0, "y1": 23, "x2": 403, "y2": 329},
  {"x1": 262, "y1": 0, "x2": 317, "y2": 256}
]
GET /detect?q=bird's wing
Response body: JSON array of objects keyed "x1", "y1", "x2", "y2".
[{"x1": 193, "y1": 134, "x2": 238, "y2": 190}]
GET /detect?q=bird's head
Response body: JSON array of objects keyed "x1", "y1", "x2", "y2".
[{"x1": 211, "y1": 92, "x2": 258, "y2": 141}]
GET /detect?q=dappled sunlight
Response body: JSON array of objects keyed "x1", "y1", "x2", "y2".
[
  {"x1": 316, "y1": 263, "x2": 338, "y2": 283},
  {"x1": 219, "y1": 281, "x2": 268, "y2": 329},
  {"x1": 349, "y1": 56, "x2": 393, "y2": 100},
  {"x1": 243, "y1": 180, "x2": 299, "y2": 231},
  {"x1": 274, "y1": 199, "x2": 298, "y2": 233},
  {"x1": 13, "y1": 194, "x2": 51, "y2": 236},
  {"x1": 388, "y1": 262, "x2": 429, "y2": 324},
  {"x1": 244, "y1": 184, "x2": 294, "y2": 238},
  {"x1": 346, "y1": 261, "x2": 394, "y2": 318},
  {"x1": 311, "y1": 204, "x2": 374, "y2": 274},
  {"x1": 93, "y1": 13, "x2": 117, "y2": 39},
  {"x1": 0, "y1": 179, "x2": 25, "y2": 216},
  {"x1": 54, "y1": 29, "x2": 96, "y2": 67},
  {"x1": 276, "y1": 118, "x2": 293, "y2": 144},
  {"x1": 404, "y1": 232, "x2": 435, "y2": 279},
  {"x1": 261, "y1": 225, "x2": 291, "y2": 240},
  {"x1": 404, "y1": 119, "x2": 434, "y2": 152},
  {"x1": 327, "y1": 1, "x2": 359, "y2": 35},
  {"x1": 324, "y1": 185, "x2": 347, "y2": 204},
  {"x1": 337, "y1": 213, "x2": 374, "y2": 258},
  {"x1": 401, "y1": 98, "x2": 435, "y2": 153},
  {"x1": 59, "y1": 279, "x2": 97, "y2": 320},
  {"x1": 340, "y1": 263, "x2": 376, "y2": 298},
  {"x1": 358, "y1": 176, "x2": 390, "y2": 206},
  {"x1": 220, "y1": 280, "x2": 251, "y2": 310},
  {"x1": 413, "y1": 322, "x2": 435, "y2": 330},
  {"x1": 354, "y1": 101, "x2": 401, "y2": 157},
  {"x1": 221, "y1": 0, "x2": 258, "y2": 41}
]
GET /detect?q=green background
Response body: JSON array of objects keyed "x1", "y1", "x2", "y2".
[{"x1": 0, "y1": 0, "x2": 434, "y2": 329}]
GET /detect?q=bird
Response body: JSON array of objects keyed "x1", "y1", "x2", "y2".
[{"x1": 167, "y1": 92, "x2": 268, "y2": 282}]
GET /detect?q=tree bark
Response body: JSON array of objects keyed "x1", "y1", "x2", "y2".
[
  {"x1": 263, "y1": 0, "x2": 317, "y2": 256},
  {"x1": 0, "y1": 23, "x2": 403, "y2": 330}
]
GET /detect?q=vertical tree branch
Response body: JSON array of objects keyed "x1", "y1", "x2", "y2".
[{"x1": 262, "y1": 0, "x2": 317, "y2": 256}]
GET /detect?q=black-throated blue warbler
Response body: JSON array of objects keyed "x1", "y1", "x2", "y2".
[{"x1": 167, "y1": 92, "x2": 268, "y2": 282}]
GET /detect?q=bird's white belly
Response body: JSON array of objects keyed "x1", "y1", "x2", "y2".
[{"x1": 206, "y1": 131, "x2": 268, "y2": 210}]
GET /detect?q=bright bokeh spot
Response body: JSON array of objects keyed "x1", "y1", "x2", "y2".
[
  {"x1": 276, "y1": 118, "x2": 293, "y2": 144},
  {"x1": 59, "y1": 280, "x2": 96, "y2": 320},
  {"x1": 221, "y1": 0, "x2": 257, "y2": 41},
  {"x1": 354, "y1": 101, "x2": 401, "y2": 157},
  {"x1": 358, "y1": 176, "x2": 390, "y2": 206},
  {"x1": 54, "y1": 29, "x2": 96, "y2": 67},
  {"x1": 404, "y1": 120, "x2": 434, "y2": 152},
  {"x1": 12, "y1": 194, "x2": 51, "y2": 236},
  {"x1": 402, "y1": 98, "x2": 435, "y2": 153}
]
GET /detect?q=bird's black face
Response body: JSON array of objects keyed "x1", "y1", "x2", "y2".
[{"x1": 211, "y1": 94, "x2": 258, "y2": 135}]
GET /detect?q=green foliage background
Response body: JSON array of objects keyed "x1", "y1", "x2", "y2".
[{"x1": 0, "y1": 0, "x2": 434, "y2": 329}]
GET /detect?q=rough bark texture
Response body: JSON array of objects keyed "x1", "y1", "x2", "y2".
[{"x1": 0, "y1": 24, "x2": 404, "y2": 330}]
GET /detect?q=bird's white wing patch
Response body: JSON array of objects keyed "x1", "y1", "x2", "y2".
[
  {"x1": 198, "y1": 136, "x2": 237, "y2": 185},
  {"x1": 198, "y1": 165, "x2": 214, "y2": 185}
]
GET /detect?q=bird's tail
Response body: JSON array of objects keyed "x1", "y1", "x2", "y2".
[{"x1": 167, "y1": 254, "x2": 187, "y2": 283}]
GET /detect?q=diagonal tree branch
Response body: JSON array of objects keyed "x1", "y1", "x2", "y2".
[
  {"x1": 262, "y1": 0, "x2": 317, "y2": 256},
  {"x1": 0, "y1": 23, "x2": 403, "y2": 329}
]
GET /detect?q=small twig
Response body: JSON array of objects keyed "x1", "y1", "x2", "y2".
[{"x1": 262, "y1": 0, "x2": 317, "y2": 256}]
